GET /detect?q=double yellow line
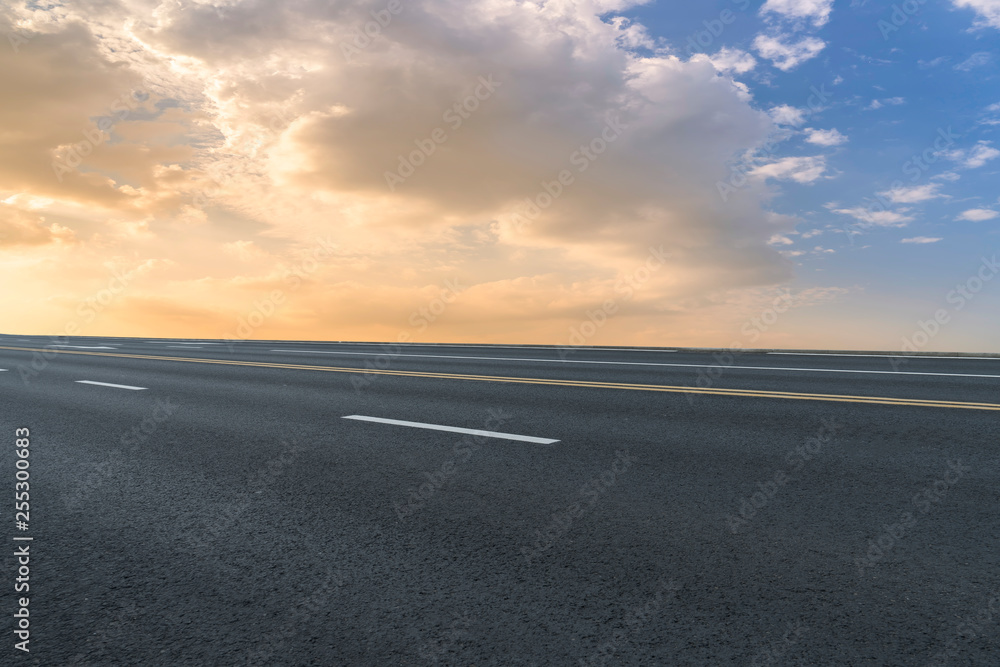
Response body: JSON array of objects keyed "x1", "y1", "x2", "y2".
[{"x1": 3, "y1": 345, "x2": 999, "y2": 411}]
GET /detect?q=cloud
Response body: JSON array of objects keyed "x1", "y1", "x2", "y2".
[
  {"x1": 222, "y1": 240, "x2": 268, "y2": 261},
  {"x1": 706, "y1": 48, "x2": 757, "y2": 74},
  {"x1": 919, "y1": 57, "x2": 949, "y2": 68},
  {"x1": 751, "y1": 156, "x2": 828, "y2": 183},
  {"x1": 966, "y1": 142, "x2": 1000, "y2": 167},
  {"x1": 830, "y1": 206, "x2": 913, "y2": 227},
  {"x1": 955, "y1": 51, "x2": 993, "y2": 70},
  {"x1": 760, "y1": 0, "x2": 835, "y2": 27},
  {"x1": 769, "y1": 104, "x2": 807, "y2": 126},
  {"x1": 0, "y1": 16, "x2": 161, "y2": 212},
  {"x1": 0, "y1": 204, "x2": 75, "y2": 247},
  {"x1": 866, "y1": 97, "x2": 905, "y2": 110},
  {"x1": 901, "y1": 237, "x2": 942, "y2": 244},
  {"x1": 879, "y1": 184, "x2": 943, "y2": 204},
  {"x1": 945, "y1": 140, "x2": 1000, "y2": 168},
  {"x1": 957, "y1": 208, "x2": 999, "y2": 221},
  {"x1": 753, "y1": 33, "x2": 826, "y2": 71},
  {"x1": 0, "y1": 0, "x2": 806, "y2": 344},
  {"x1": 805, "y1": 127, "x2": 847, "y2": 146},
  {"x1": 952, "y1": 0, "x2": 1000, "y2": 29}
]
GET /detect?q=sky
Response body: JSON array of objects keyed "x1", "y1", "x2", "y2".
[{"x1": 0, "y1": 0, "x2": 998, "y2": 351}]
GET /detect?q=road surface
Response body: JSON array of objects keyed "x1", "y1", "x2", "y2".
[{"x1": 1, "y1": 335, "x2": 998, "y2": 665}]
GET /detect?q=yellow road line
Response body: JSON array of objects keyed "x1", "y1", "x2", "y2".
[{"x1": 2, "y1": 345, "x2": 999, "y2": 411}]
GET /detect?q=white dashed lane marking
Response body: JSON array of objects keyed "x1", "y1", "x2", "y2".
[
  {"x1": 75, "y1": 380, "x2": 148, "y2": 391},
  {"x1": 342, "y1": 415, "x2": 559, "y2": 444}
]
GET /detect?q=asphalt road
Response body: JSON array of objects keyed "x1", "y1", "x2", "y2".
[{"x1": 1, "y1": 334, "x2": 998, "y2": 666}]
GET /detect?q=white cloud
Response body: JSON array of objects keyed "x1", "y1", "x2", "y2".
[
  {"x1": 955, "y1": 51, "x2": 993, "y2": 70},
  {"x1": 805, "y1": 127, "x2": 847, "y2": 146},
  {"x1": 707, "y1": 48, "x2": 757, "y2": 74},
  {"x1": 607, "y1": 16, "x2": 656, "y2": 50},
  {"x1": 760, "y1": 0, "x2": 835, "y2": 27},
  {"x1": 945, "y1": 140, "x2": 1000, "y2": 168},
  {"x1": 879, "y1": 183, "x2": 943, "y2": 204},
  {"x1": 751, "y1": 156, "x2": 828, "y2": 183},
  {"x1": 753, "y1": 33, "x2": 826, "y2": 71},
  {"x1": 952, "y1": 0, "x2": 1000, "y2": 29},
  {"x1": 919, "y1": 57, "x2": 949, "y2": 68},
  {"x1": 831, "y1": 206, "x2": 913, "y2": 227},
  {"x1": 933, "y1": 171, "x2": 961, "y2": 182},
  {"x1": 866, "y1": 97, "x2": 905, "y2": 110},
  {"x1": 957, "y1": 208, "x2": 999, "y2": 221},
  {"x1": 966, "y1": 141, "x2": 1000, "y2": 167},
  {"x1": 769, "y1": 104, "x2": 807, "y2": 126},
  {"x1": 901, "y1": 236, "x2": 943, "y2": 244}
]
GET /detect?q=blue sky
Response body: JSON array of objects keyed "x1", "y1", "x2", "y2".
[{"x1": 617, "y1": 0, "x2": 1000, "y2": 350}]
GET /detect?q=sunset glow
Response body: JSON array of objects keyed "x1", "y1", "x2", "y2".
[{"x1": 2, "y1": 1, "x2": 998, "y2": 351}]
